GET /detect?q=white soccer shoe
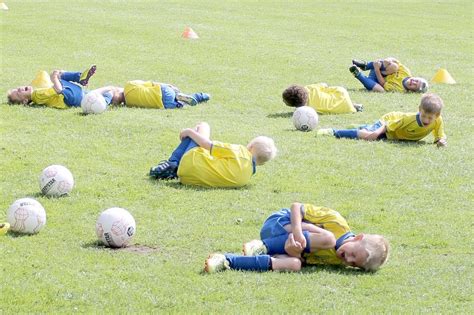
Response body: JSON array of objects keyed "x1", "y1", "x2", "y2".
[
  {"x1": 204, "y1": 253, "x2": 230, "y2": 273},
  {"x1": 242, "y1": 239, "x2": 267, "y2": 256}
]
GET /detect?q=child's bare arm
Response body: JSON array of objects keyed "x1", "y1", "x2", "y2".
[
  {"x1": 358, "y1": 123, "x2": 387, "y2": 141},
  {"x1": 374, "y1": 62, "x2": 387, "y2": 87},
  {"x1": 179, "y1": 128, "x2": 212, "y2": 150},
  {"x1": 290, "y1": 202, "x2": 306, "y2": 248},
  {"x1": 50, "y1": 70, "x2": 63, "y2": 94}
]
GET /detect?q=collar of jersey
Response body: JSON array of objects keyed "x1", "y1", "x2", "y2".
[
  {"x1": 416, "y1": 113, "x2": 423, "y2": 127},
  {"x1": 402, "y1": 77, "x2": 409, "y2": 90},
  {"x1": 335, "y1": 231, "x2": 355, "y2": 250}
]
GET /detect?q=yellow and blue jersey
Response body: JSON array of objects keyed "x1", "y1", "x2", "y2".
[
  {"x1": 124, "y1": 80, "x2": 164, "y2": 109},
  {"x1": 381, "y1": 112, "x2": 446, "y2": 141},
  {"x1": 300, "y1": 204, "x2": 354, "y2": 266},
  {"x1": 384, "y1": 62, "x2": 412, "y2": 92},
  {"x1": 306, "y1": 84, "x2": 356, "y2": 114},
  {"x1": 177, "y1": 141, "x2": 255, "y2": 188},
  {"x1": 31, "y1": 88, "x2": 68, "y2": 109}
]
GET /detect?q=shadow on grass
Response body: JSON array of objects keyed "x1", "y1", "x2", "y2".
[
  {"x1": 6, "y1": 231, "x2": 39, "y2": 238},
  {"x1": 267, "y1": 112, "x2": 293, "y2": 119},
  {"x1": 199, "y1": 264, "x2": 368, "y2": 276},
  {"x1": 387, "y1": 139, "x2": 430, "y2": 147},
  {"x1": 345, "y1": 87, "x2": 372, "y2": 93},
  {"x1": 147, "y1": 177, "x2": 252, "y2": 191},
  {"x1": 81, "y1": 240, "x2": 160, "y2": 253}
]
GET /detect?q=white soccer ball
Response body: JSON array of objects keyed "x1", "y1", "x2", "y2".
[
  {"x1": 39, "y1": 165, "x2": 74, "y2": 197},
  {"x1": 81, "y1": 92, "x2": 107, "y2": 114},
  {"x1": 292, "y1": 106, "x2": 319, "y2": 131},
  {"x1": 7, "y1": 198, "x2": 46, "y2": 234},
  {"x1": 96, "y1": 207, "x2": 136, "y2": 248}
]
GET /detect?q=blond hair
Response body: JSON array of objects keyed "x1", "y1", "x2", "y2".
[
  {"x1": 247, "y1": 136, "x2": 277, "y2": 165},
  {"x1": 420, "y1": 93, "x2": 443, "y2": 114},
  {"x1": 360, "y1": 234, "x2": 390, "y2": 271}
]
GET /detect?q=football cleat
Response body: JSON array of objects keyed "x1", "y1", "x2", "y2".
[
  {"x1": 242, "y1": 239, "x2": 267, "y2": 256},
  {"x1": 79, "y1": 65, "x2": 97, "y2": 86},
  {"x1": 149, "y1": 160, "x2": 178, "y2": 180},
  {"x1": 204, "y1": 253, "x2": 230, "y2": 273}
]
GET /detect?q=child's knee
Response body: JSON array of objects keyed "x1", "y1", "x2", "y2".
[{"x1": 287, "y1": 258, "x2": 302, "y2": 271}]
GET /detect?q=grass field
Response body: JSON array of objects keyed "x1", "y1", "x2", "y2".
[{"x1": 1, "y1": 0, "x2": 473, "y2": 313}]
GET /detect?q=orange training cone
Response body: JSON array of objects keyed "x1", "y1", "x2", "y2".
[
  {"x1": 0, "y1": 3, "x2": 8, "y2": 10},
  {"x1": 431, "y1": 68, "x2": 456, "y2": 84},
  {"x1": 182, "y1": 27, "x2": 199, "y2": 39}
]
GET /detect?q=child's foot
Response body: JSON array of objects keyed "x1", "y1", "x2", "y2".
[
  {"x1": 243, "y1": 240, "x2": 267, "y2": 256},
  {"x1": 149, "y1": 160, "x2": 178, "y2": 179},
  {"x1": 193, "y1": 93, "x2": 211, "y2": 103},
  {"x1": 316, "y1": 128, "x2": 335, "y2": 137},
  {"x1": 353, "y1": 103, "x2": 364, "y2": 112},
  {"x1": 204, "y1": 253, "x2": 230, "y2": 273},
  {"x1": 176, "y1": 93, "x2": 198, "y2": 106},
  {"x1": 349, "y1": 65, "x2": 361, "y2": 77},
  {"x1": 79, "y1": 65, "x2": 97, "y2": 86},
  {"x1": 351, "y1": 59, "x2": 367, "y2": 71}
]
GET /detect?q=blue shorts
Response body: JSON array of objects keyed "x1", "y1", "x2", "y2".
[
  {"x1": 260, "y1": 208, "x2": 292, "y2": 240},
  {"x1": 161, "y1": 85, "x2": 181, "y2": 109},
  {"x1": 60, "y1": 80, "x2": 84, "y2": 107},
  {"x1": 360, "y1": 121, "x2": 387, "y2": 139}
]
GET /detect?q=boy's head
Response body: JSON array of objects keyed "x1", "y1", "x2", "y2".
[
  {"x1": 405, "y1": 77, "x2": 429, "y2": 93},
  {"x1": 282, "y1": 85, "x2": 308, "y2": 107},
  {"x1": 336, "y1": 234, "x2": 389, "y2": 271},
  {"x1": 7, "y1": 86, "x2": 33, "y2": 104},
  {"x1": 247, "y1": 136, "x2": 277, "y2": 165},
  {"x1": 418, "y1": 93, "x2": 443, "y2": 126}
]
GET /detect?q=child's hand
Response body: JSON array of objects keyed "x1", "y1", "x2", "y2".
[
  {"x1": 294, "y1": 231, "x2": 307, "y2": 249},
  {"x1": 285, "y1": 233, "x2": 303, "y2": 257},
  {"x1": 179, "y1": 128, "x2": 193, "y2": 140},
  {"x1": 436, "y1": 138, "x2": 447, "y2": 148}
]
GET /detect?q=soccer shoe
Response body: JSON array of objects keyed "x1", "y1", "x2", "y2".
[
  {"x1": 149, "y1": 160, "x2": 178, "y2": 180},
  {"x1": 352, "y1": 59, "x2": 368, "y2": 71},
  {"x1": 316, "y1": 128, "x2": 335, "y2": 137},
  {"x1": 0, "y1": 222, "x2": 10, "y2": 235},
  {"x1": 349, "y1": 65, "x2": 361, "y2": 77},
  {"x1": 79, "y1": 65, "x2": 97, "y2": 86},
  {"x1": 176, "y1": 93, "x2": 198, "y2": 106},
  {"x1": 243, "y1": 239, "x2": 267, "y2": 256},
  {"x1": 192, "y1": 93, "x2": 211, "y2": 103},
  {"x1": 353, "y1": 103, "x2": 364, "y2": 112},
  {"x1": 204, "y1": 253, "x2": 230, "y2": 273}
]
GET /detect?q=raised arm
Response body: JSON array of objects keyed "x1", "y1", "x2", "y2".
[
  {"x1": 290, "y1": 202, "x2": 306, "y2": 248},
  {"x1": 50, "y1": 70, "x2": 63, "y2": 94},
  {"x1": 374, "y1": 61, "x2": 387, "y2": 87},
  {"x1": 179, "y1": 127, "x2": 212, "y2": 150}
]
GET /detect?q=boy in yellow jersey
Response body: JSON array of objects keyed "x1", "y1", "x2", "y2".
[
  {"x1": 103, "y1": 81, "x2": 210, "y2": 109},
  {"x1": 349, "y1": 58, "x2": 429, "y2": 93},
  {"x1": 204, "y1": 202, "x2": 389, "y2": 273},
  {"x1": 282, "y1": 83, "x2": 363, "y2": 114},
  {"x1": 317, "y1": 93, "x2": 447, "y2": 147},
  {"x1": 149, "y1": 122, "x2": 277, "y2": 188},
  {"x1": 7, "y1": 66, "x2": 98, "y2": 109}
]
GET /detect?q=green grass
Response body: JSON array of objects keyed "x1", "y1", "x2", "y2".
[{"x1": 1, "y1": 0, "x2": 473, "y2": 313}]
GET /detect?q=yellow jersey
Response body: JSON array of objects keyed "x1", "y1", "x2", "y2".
[
  {"x1": 301, "y1": 204, "x2": 353, "y2": 266},
  {"x1": 31, "y1": 88, "x2": 68, "y2": 109},
  {"x1": 177, "y1": 141, "x2": 255, "y2": 188},
  {"x1": 124, "y1": 80, "x2": 164, "y2": 109},
  {"x1": 381, "y1": 112, "x2": 446, "y2": 141},
  {"x1": 306, "y1": 84, "x2": 356, "y2": 114},
  {"x1": 384, "y1": 62, "x2": 412, "y2": 92}
]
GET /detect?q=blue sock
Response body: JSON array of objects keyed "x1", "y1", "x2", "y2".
[
  {"x1": 262, "y1": 232, "x2": 311, "y2": 255},
  {"x1": 334, "y1": 129, "x2": 359, "y2": 139},
  {"x1": 225, "y1": 254, "x2": 271, "y2": 271},
  {"x1": 355, "y1": 73, "x2": 377, "y2": 90},
  {"x1": 192, "y1": 93, "x2": 209, "y2": 103},
  {"x1": 60, "y1": 72, "x2": 81, "y2": 83},
  {"x1": 168, "y1": 137, "x2": 198, "y2": 165},
  {"x1": 366, "y1": 61, "x2": 386, "y2": 72}
]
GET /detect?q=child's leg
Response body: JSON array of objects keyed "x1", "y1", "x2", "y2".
[
  {"x1": 168, "y1": 122, "x2": 210, "y2": 164},
  {"x1": 262, "y1": 232, "x2": 311, "y2": 255},
  {"x1": 60, "y1": 72, "x2": 81, "y2": 83},
  {"x1": 225, "y1": 254, "x2": 272, "y2": 271},
  {"x1": 353, "y1": 72, "x2": 379, "y2": 91},
  {"x1": 333, "y1": 129, "x2": 359, "y2": 139},
  {"x1": 161, "y1": 85, "x2": 181, "y2": 109},
  {"x1": 191, "y1": 92, "x2": 210, "y2": 103}
]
